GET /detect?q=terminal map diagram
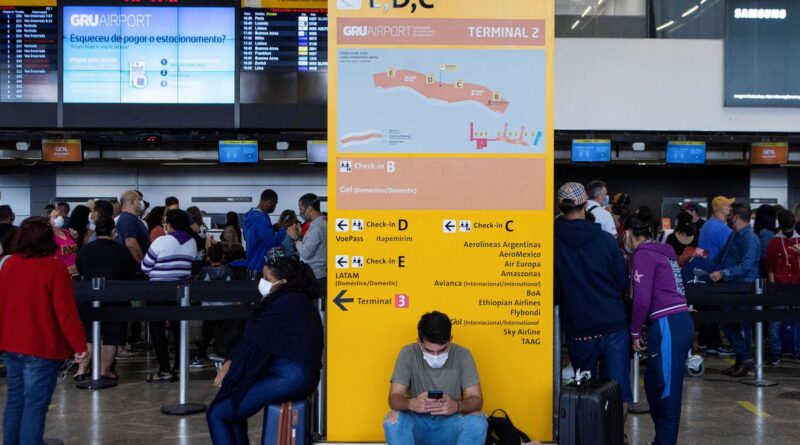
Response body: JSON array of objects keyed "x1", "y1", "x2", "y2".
[{"x1": 337, "y1": 48, "x2": 546, "y2": 154}]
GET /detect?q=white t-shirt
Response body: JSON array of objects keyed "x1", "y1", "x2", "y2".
[{"x1": 586, "y1": 201, "x2": 617, "y2": 237}]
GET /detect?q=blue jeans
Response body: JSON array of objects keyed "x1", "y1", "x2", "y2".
[
  {"x1": 644, "y1": 312, "x2": 694, "y2": 445},
  {"x1": 720, "y1": 305, "x2": 753, "y2": 362},
  {"x1": 566, "y1": 328, "x2": 633, "y2": 402},
  {"x1": 767, "y1": 306, "x2": 787, "y2": 356},
  {"x1": 206, "y1": 357, "x2": 318, "y2": 445},
  {"x1": 767, "y1": 308, "x2": 800, "y2": 357},
  {"x1": 383, "y1": 411, "x2": 488, "y2": 445},
  {"x1": 2, "y1": 352, "x2": 63, "y2": 445}
]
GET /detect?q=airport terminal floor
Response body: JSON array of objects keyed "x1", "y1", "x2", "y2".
[{"x1": 1, "y1": 350, "x2": 799, "y2": 445}]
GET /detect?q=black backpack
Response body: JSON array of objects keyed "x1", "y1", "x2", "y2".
[{"x1": 485, "y1": 409, "x2": 531, "y2": 445}]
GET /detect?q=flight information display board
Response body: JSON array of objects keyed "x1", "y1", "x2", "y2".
[
  {"x1": 241, "y1": 7, "x2": 327, "y2": 74},
  {"x1": 0, "y1": 4, "x2": 57, "y2": 103},
  {"x1": 240, "y1": 7, "x2": 327, "y2": 104},
  {"x1": 239, "y1": 1, "x2": 327, "y2": 129}
]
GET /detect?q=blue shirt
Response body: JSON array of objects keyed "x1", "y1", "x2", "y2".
[
  {"x1": 713, "y1": 226, "x2": 761, "y2": 283},
  {"x1": 698, "y1": 218, "x2": 732, "y2": 259},
  {"x1": 115, "y1": 212, "x2": 150, "y2": 253}
]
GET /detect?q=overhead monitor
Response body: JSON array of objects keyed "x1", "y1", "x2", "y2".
[
  {"x1": 219, "y1": 140, "x2": 259, "y2": 164},
  {"x1": 41, "y1": 139, "x2": 83, "y2": 163},
  {"x1": 239, "y1": 0, "x2": 327, "y2": 129},
  {"x1": 751, "y1": 142, "x2": 788, "y2": 165},
  {"x1": 571, "y1": 139, "x2": 611, "y2": 163},
  {"x1": 0, "y1": 1, "x2": 58, "y2": 127},
  {"x1": 666, "y1": 141, "x2": 706, "y2": 165},
  {"x1": 306, "y1": 140, "x2": 327, "y2": 163},
  {"x1": 61, "y1": 0, "x2": 236, "y2": 128},
  {"x1": 725, "y1": 0, "x2": 800, "y2": 107}
]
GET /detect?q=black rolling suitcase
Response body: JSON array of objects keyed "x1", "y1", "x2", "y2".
[{"x1": 558, "y1": 377, "x2": 624, "y2": 445}]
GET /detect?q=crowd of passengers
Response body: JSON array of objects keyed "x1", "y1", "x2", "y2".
[
  {"x1": 555, "y1": 180, "x2": 800, "y2": 445},
  {"x1": 0, "y1": 179, "x2": 796, "y2": 445}
]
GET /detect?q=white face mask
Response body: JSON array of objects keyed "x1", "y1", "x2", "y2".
[
  {"x1": 258, "y1": 278, "x2": 273, "y2": 297},
  {"x1": 88, "y1": 220, "x2": 96, "y2": 231},
  {"x1": 138, "y1": 201, "x2": 146, "y2": 213},
  {"x1": 423, "y1": 351, "x2": 449, "y2": 369},
  {"x1": 52, "y1": 216, "x2": 64, "y2": 229}
]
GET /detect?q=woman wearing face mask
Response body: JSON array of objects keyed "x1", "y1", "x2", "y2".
[
  {"x1": 206, "y1": 252, "x2": 323, "y2": 444},
  {"x1": 625, "y1": 216, "x2": 694, "y2": 445},
  {"x1": 49, "y1": 208, "x2": 79, "y2": 275}
]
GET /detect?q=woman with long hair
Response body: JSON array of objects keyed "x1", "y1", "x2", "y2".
[
  {"x1": 222, "y1": 211, "x2": 242, "y2": 246},
  {"x1": 0, "y1": 217, "x2": 88, "y2": 444},
  {"x1": 145, "y1": 205, "x2": 167, "y2": 242},
  {"x1": 49, "y1": 208, "x2": 79, "y2": 275},
  {"x1": 624, "y1": 216, "x2": 694, "y2": 445},
  {"x1": 66, "y1": 204, "x2": 91, "y2": 248},
  {"x1": 206, "y1": 254, "x2": 322, "y2": 444}
]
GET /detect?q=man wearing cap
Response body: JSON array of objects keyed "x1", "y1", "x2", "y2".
[
  {"x1": 699, "y1": 197, "x2": 735, "y2": 259},
  {"x1": 554, "y1": 183, "x2": 632, "y2": 406},
  {"x1": 696, "y1": 197, "x2": 735, "y2": 357}
]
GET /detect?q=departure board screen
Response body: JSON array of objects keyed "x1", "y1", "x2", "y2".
[
  {"x1": 0, "y1": 5, "x2": 57, "y2": 103},
  {"x1": 240, "y1": 7, "x2": 328, "y2": 104}
]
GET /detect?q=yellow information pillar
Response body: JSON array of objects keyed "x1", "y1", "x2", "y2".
[{"x1": 327, "y1": 0, "x2": 554, "y2": 441}]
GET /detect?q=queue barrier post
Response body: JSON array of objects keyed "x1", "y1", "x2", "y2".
[
  {"x1": 161, "y1": 285, "x2": 207, "y2": 416},
  {"x1": 76, "y1": 277, "x2": 117, "y2": 390},
  {"x1": 628, "y1": 351, "x2": 650, "y2": 414},
  {"x1": 742, "y1": 279, "x2": 778, "y2": 387}
]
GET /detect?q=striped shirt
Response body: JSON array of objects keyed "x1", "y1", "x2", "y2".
[{"x1": 141, "y1": 232, "x2": 197, "y2": 281}]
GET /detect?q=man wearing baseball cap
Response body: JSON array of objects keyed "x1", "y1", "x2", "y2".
[
  {"x1": 699, "y1": 197, "x2": 735, "y2": 259},
  {"x1": 554, "y1": 183, "x2": 632, "y2": 406},
  {"x1": 696, "y1": 196, "x2": 736, "y2": 357}
]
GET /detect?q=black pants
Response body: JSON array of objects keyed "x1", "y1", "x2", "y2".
[
  {"x1": 196, "y1": 320, "x2": 220, "y2": 357},
  {"x1": 148, "y1": 301, "x2": 180, "y2": 373},
  {"x1": 697, "y1": 305, "x2": 723, "y2": 348}
]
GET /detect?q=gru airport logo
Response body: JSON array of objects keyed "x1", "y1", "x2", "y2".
[
  {"x1": 733, "y1": 8, "x2": 787, "y2": 20},
  {"x1": 69, "y1": 13, "x2": 153, "y2": 27}
]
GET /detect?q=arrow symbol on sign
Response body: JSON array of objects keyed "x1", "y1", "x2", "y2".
[
  {"x1": 337, "y1": 256, "x2": 348, "y2": 268},
  {"x1": 337, "y1": 220, "x2": 348, "y2": 231},
  {"x1": 444, "y1": 221, "x2": 455, "y2": 232},
  {"x1": 333, "y1": 290, "x2": 354, "y2": 312}
]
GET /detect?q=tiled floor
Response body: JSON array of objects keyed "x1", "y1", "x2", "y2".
[{"x1": 2, "y1": 352, "x2": 800, "y2": 444}]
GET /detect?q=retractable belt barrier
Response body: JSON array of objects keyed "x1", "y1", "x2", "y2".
[
  {"x1": 685, "y1": 282, "x2": 800, "y2": 324},
  {"x1": 684, "y1": 280, "x2": 800, "y2": 387},
  {"x1": 70, "y1": 278, "x2": 263, "y2": 415},
  {"x1": 72, "y1": 280, "x2": 262, "y2": 323}
]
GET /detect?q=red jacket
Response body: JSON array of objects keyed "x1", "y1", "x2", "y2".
[
  {"x1": 0, "y1": 255, "x2": 87, "y2": 360},
  {"x1": 766, "y1": 235, "x2": 800, "y2": 285}
]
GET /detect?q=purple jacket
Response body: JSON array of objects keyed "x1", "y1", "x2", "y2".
[{"x1": 629, "y1": 242, "x2": 689, "y2": 340}]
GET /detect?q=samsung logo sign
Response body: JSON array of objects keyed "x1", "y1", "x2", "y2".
[{"x1": 734, "y1": 8, "x2": 787, "y2": 19}]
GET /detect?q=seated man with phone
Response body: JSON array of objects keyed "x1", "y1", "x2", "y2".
[{"x1": 384, "y1": 311, "x2": 487, "y2": 445}]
